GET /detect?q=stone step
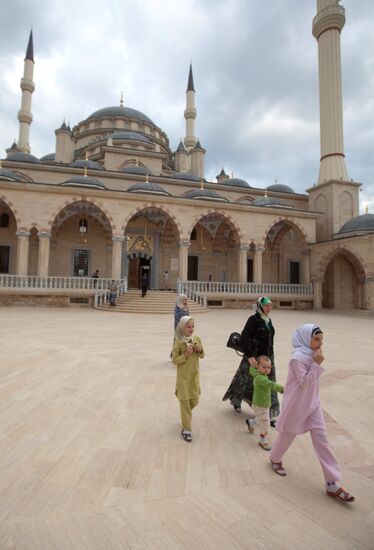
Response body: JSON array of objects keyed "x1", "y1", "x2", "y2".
[{"x1": 97, "y1": 289, "x2": 207, "y2": 314}]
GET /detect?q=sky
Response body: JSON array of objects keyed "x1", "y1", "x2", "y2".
[{"x1": 0, "y1": 0, "x2": 373, "y2": 211}]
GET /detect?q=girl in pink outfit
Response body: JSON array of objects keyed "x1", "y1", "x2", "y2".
[{"x1": 270, "y1": 324, "x2": 355, "y2": 503}]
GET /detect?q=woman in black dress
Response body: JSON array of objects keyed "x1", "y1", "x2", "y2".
[{"x1": 222, "y1": 296, "x2": 280, "y2": 423}]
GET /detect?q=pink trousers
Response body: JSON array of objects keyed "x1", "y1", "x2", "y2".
[{"x1": 270, "y1": 427, "x2": 341, "y2": 482}]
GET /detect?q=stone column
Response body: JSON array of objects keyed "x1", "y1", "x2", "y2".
[
  {"x1": 366, "y1": 277, "x2": 374, "y2": 315},
  {"x1": 179, "y1": 240, "x2": 190, "y2": 281},
  {"x1": 301, "y1": 248, "x2": 311, "y2": 284},
  {"x1": 238, "y1": 245, "x2": 249, "y2": 283},
  {"x1": 37, "y1": 232, "x2": 51, "y2": 277},
  {"x1": 111, "y1": 235, "x2": 124, "y2": 279},
  {"x1": 312, "y1": 277, "x2": 323, "y2": 310},
  {"x1": 254, "y1": 245, "x2": 264, "y2": 283},
  {"x1": 16, "y1": 230, "x2": 30, "y2": 275}
]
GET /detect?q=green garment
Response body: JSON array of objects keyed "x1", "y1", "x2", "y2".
[
  {"x1": 249, "y1": 366, "x2": 283, "y2": 408},
  {"x1": 172, "y1": 336, "x2": 204, "y2": 400}
]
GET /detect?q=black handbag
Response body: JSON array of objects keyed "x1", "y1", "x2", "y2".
[{"x1": 226, "y1": 331, "x2": 244, "y2": 355}]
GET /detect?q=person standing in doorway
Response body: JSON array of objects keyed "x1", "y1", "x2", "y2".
[{"x1": 163, "y1": 270, "x2": 169, "y2": 290}]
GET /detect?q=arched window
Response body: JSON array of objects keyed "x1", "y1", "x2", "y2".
[{"x1": 0, "y1": 213, "x2": 10, "y2": 228}]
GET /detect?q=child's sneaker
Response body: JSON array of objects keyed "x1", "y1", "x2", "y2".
[
  {"x1": 259, "y1": 439, "x2": 272, "y2": 451},
  {"x1": 245, "y1": 418, "x2": 255, "y2": 433}
]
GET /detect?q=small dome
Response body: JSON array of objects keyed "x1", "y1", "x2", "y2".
[
  {"x1": 221, "y1": 177, "x2": 250, "y2": 188},
  {"x1": 120, "y1": 165, "x2": 153, "y2": 176},
  {"x1": 6, "y1": 152, "x2": 39, "y2": 163},
  {"x1": 252, "y1": 196, "x2": 293, "y2": 208},
  {"x1": 127, "y1": 182, "x2": 170, "y2": 196},
  {"x1": 184, "y1": 189, "x2": 228, "y2": 202},
  {"x1": 86, "y1": 106, "x2": 155, "y2": 126},
  {"x1": 109, "y1": 131, "x2": 152, "y2": 144},
  {"x1": 0, "y1": 167, "x2": 22, "y2": 182},
  {"x1": 40, "y1": 153, "x2": 56, "y2": 162},
  {"x1": 61, "y1": 175, "x2": 106, "y2": 190},
  {"x1": 266, "y1": 183, "x2": 295, "y2": 194},
  {"x1": 171, "y1": 172, "x2": 201, "y2": 182},
  {"x1": 338, "y1": 213, "x2": 374, "y2": 235},
  {"x1": 70, "y1": 159, "x2": 104, "y2": 170}
]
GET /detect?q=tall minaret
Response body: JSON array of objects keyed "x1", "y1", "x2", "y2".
[
  {"x1": 17, "y1": 30, "x2": 35, "y2": 153},
  {"x1": 313, "y1": 0, "x2": 348, "y2": 184},
  {"x1": 184, "y1": 63, "x2": 197, "y2": 151}
]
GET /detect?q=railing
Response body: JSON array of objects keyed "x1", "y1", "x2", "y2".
[
  {"x1": 94, "y1": 278, "x2": 128, "y2": 308},
  {"x1": 178, "y1": 280, "x2": 313, "y2": 297},
  {"x1": 177, "y1": 280, "x2": 207, "y2": 308},
  {"x1": 0, "y1": 274, "x2": 124, "y2": 291}
]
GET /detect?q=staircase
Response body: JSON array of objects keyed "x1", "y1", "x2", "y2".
[{"x1": 96, "y1": 289, "x2": 208, "y2": 314}]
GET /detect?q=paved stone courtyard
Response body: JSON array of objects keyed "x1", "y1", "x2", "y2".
[{"x1": 0, "y1": 306, "x2": 373, "y2": 549}]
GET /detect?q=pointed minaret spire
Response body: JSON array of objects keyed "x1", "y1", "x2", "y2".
[
  {"x1": 184, "y1": 63, "x2": 197, "y2": 151},
  {"x1": 26, "y1": 30, "x2": 34, "y2": 61},
  {"x1": 17, "y1": 30, "x2": 35, "y2": 153},
  {"x1": 187, "y1": 63, "x2": 195, "y2": 92}
]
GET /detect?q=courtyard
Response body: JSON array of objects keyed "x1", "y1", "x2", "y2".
[{"x1": 0, "y1": 306, "x2": 373, "y2": 549}]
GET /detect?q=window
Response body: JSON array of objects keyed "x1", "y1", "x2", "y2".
[
  {"x1": 0, "y1": 213, "x2": 10, "y2": 228},
  {"x1": 289, "y1": 261, "x2": 300, "y2": 284},
  {"x1": 0, "y1": 246, "x2": 10, "y2": 273},
  {"x1": 73, "y1": 249, "x2": 90, "y2": 276}
]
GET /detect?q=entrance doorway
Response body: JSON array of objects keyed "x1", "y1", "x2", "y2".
[
  {"x1": 188, "y1": 255, "x2": 198, "y2": 280},
  {"x1": 128, "y1": 256, "x2": 151, "y2": 288}
]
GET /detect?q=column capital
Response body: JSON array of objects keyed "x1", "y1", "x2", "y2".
[
  {"x1": 239, "y1": 244, "x2": 250, "y2": 251},
  {"x1": 255, "y1": 245, "x2": 265, "y2": 254},
  {"x1": 38, "y1": 231, "x2": 51, "y2": 239},
  {"x1": 311, "y1": 277, "x2": 324, "y2": 283},
  {"x1": 112, "y1": 235, "x2": 125, "y2": 243},
  {"x1": 179, "y1": 239, "x2": 191, "y2": 248},
  {"x1": 16, "y1": 230, "x2": 30, "y2": 238}
]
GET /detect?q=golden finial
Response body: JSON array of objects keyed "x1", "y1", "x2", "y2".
[
  {"x1": 365, "y1": 204, "x2": 369, "y2": 214},
  {"x1": 145, "y1": 173, "x2": 149, "y2": 184},
  {"x1": 85, "y1": 151, "x2": 88, "y2": 161},
  {"x1": 275, "y1": 176, "x2": 278, "y2": 184},
  {"x1": 264, "y1": 189, "x2": 268, "y2": 197},
  {"x1": 200, "y1": 179, "x2": 204, "y2": 190},
  {"x1": 84, "y1": 166, "x2": 88, "y2": 177},
  {"x1": 136, "y1": 158, "x2": 139, "y2": 166},
  {"x1": 231, "y1": 171, "x2": 234, "y2": 179},
  {"x1": 120, "y1": 91, "x2": 124, "y2": 107}
]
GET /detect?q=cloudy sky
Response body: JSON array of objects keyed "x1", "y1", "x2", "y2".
[{"x1": 0, "y1": 0, "x2": 373, "y2": 209}]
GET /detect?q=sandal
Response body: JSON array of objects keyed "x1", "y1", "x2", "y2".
[
  {"x1": 271, "y1": 460, "x2": 287, "y2": 476},
  {"x1": 259, "y1": 440, "x2": 272, "y2": 451},
  {"x1": 326, "y1": 487, "x2": 355, "y2": 503},
  {"x1": 181, "y1": 430, "x2": 192, "y2": 442}
]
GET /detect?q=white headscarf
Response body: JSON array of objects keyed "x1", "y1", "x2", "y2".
[
  {"x1": 175, "y1": 315, "x2": 194, "y2": 343},
  {"x1": 176, "y1": 294, "x2": 188, "y2": 309},
  {"x1": 291, "y1": 323, "x2": 322, "y2": 366}
]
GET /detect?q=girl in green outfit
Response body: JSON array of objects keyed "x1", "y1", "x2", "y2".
[
  {"x1": 246, "y1": 355, "x2": 283, "y2": 451},
  {"x1": 172, "y1": 316, "x2": 204, "y2": 442}
]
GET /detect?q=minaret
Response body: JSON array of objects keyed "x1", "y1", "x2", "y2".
[
  {"x1": 313, "y1": 0, "x2": 348, "y2": 184},
  {"x1": 17, "y1": 30, "x2": 35, "y2": 153},
  {"x1": 184, "y1": 63, "x2": 197, "y2": 150}
]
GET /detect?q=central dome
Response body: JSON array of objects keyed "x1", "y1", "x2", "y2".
[{"x1": 87, "y1": 106, "x2": 155, "y2": 126}]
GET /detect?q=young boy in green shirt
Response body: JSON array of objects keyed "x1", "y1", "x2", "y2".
[{"x1": 246, "y1": 355, "x2": 283, "y2": 450}]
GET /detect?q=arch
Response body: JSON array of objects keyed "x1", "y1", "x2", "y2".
[
  {"x1": 121, "y1": 202, "x2": 182, "y2": 239},
  {"x1": 234, "y1": 195, "x2": 255, "y2": 204},
  {"x1": 119, "y1": 158, "x2": 147, "y2": 169},
  {"x1": 13, "y1": 171, "x2": 35, "y2": 183},
  {"x1": 315, "y1": 244, "x2": 367, "y2": 282},
  {"x1": 261, "y1": 217, "x2": 309, "y2": 248},
  {"x1": 0, "y1": 195, "x2": 20, "y2": 230},
  {"x1": 49, "y1": 197, "x2": 115, "y2": 236},
  {"x1": 185, "y1": 208, "x2": 243, "y2": 244}
]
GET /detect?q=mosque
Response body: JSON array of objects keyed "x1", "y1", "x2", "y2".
[{"x1": 0, "y1": 0, "x2": 373, "y2": 311}]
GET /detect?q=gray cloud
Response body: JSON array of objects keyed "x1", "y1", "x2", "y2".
[{"x1": 0, "y1": 0, "x2": 373, "y2": 209}]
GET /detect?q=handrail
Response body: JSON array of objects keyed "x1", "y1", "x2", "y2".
[
  {"x1": 0, "y1": 275, "x2": 124, "y2": 291},
  {"x1": 178, "y1": 281, "x2": 313, "y2": 296}
]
